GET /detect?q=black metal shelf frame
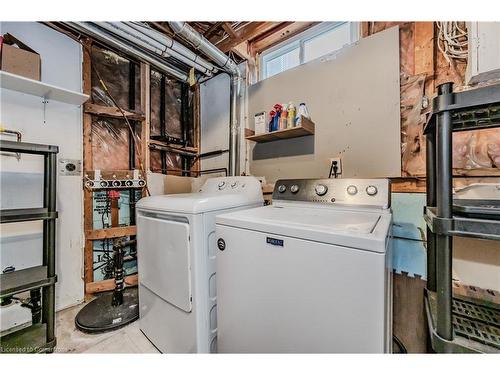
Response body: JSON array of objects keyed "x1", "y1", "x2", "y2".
[
  {"x1": 0, "y1": 140, "x2": 59, "y2": 353},
  {"x1": 425, "y1": 82, "x2": 500, "y2": 353}
]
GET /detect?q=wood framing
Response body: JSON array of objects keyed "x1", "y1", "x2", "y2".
[
  {"x1": 84, "y1": 103, "x2": 145, "y2": 121},
  {"x1": 86, "y1": 274, "x2": 139, "y2": 294},
  {"x1": 85, "y1": 226, "x2": 137, "y2": 240}
]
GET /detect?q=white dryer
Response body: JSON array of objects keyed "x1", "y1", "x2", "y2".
[
  {"x1": 136, "y1": 176, "x2": 263, "y2": 353},
  {"x1": 215, "y1": 178, "x2": 393, "y2": 353}
]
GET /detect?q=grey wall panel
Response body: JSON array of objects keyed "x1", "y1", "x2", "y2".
[
  {"x1": 200, "y1": 73, "x2": 230, "y2": 172},
  {"x1": 247, "y1": 26, "x2": 401, "y2": 183}
]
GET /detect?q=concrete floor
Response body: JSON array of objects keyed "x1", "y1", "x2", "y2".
[{"x1": 55, "y1": 302, "x2": 160, "y2": 353}]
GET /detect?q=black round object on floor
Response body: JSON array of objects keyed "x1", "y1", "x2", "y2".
[{"x1": 75, "y1": 287, "x2": 139, "y2": 333}]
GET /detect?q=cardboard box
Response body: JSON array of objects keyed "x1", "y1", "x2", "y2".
[{"x1": 0, "y1": 33, "x2": 41, "y2": 81}]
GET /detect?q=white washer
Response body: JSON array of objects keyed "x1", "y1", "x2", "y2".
[
  {"x1": 136, "y1": 176, "x2": 263, "y2": 353},
  {"x1": 215, "y1": 178, "x2": 393, "y2": 353}
]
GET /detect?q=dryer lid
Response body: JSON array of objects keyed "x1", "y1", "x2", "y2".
[{"x1": 137, "y1": 176, "x2": 263, "y2": 214}]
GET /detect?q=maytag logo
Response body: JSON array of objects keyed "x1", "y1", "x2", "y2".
[{"x1": 266, "y1": 237, "x2": 284, "y2": 247}]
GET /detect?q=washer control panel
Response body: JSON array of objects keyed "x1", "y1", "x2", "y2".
[{"x1": 272, "y1": 178, "x2": 391, "y2": 209}]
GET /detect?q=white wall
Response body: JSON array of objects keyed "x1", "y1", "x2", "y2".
[
  {"x1": 247, "y1": 27, "x2": 401, "y2": 183},
  {"x1": 0, "y1": 22, "x2": 84, "y2": 310}
]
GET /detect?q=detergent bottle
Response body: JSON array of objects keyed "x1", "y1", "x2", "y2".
[{"x1": 287, "y1": 102, "x2": 296, "y2": 128}]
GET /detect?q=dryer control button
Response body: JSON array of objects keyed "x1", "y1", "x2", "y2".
[
  {"x1": 290, "y1": 184, "x2": 299, "y2": 194},
  {"x1": 315, "y1": 184, "x2": 328, "y2": 196},
  {"x1": 347, "y1": 185, "x2": 358, "y2": 195},
  {"x1": 231, "y1": 181, "x2": 239, "y2": 188},
  {"x1": 218, "y1": 181, "x2": 226, "y2": 190},
  {"x1": 366, "y1": 185, "x2": 378, "y2": 196},
  {"x1": 278, "y1": 184, "x2": 287, "y2": 193}
]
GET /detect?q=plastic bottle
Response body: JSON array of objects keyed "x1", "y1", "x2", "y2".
[
  {"x1": 295, "y1": 103, "x2": 310, "y2": 126},
  {"x1": 280, "y1": 106, "x2": 288, "y2": 129},
  {"x1": 269, "y1": 110, "x2": 276, "y2": 132},
  {"x1": 287, "y1": 102, "x2": 296, "y2": 128}
]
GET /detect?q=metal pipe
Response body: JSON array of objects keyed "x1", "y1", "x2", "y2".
[
  {"x1": 169, "y1": 21, "x2": 242, "y2": 176},
  {"x1": 426, "y1": 132, "x2": 437, "y2": 292},
  {"x1": 435, "y1": 82, "x2": 454, "y2": 343},
  {"x1": 64, "y1": 22, "x2": 188, "y2": 81},
  {"x1": 126, "y1": 22, "x2": 217, "y2": 73},
  {"x1": 97, "y1": 22, "x2": 213, "y2": 77}
]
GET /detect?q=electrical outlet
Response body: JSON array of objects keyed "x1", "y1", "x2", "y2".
[{"x1": 329, "y1": 157, "x2": 342, "y2": 178}]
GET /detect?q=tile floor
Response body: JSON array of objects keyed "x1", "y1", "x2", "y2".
[{"x1": 55, "y1": 302, "x2": 159, "y2": 353}]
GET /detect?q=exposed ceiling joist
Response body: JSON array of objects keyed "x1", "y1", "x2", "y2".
[
  {"x1": 222, "y1": 22, "x2": 238, "y2": 40},
  {"x1": 251, "y1": 22, "x2": 319, "y2": 53},
  {"x1": 217, "y1": 22, "x2": 280, "y2": 53}
]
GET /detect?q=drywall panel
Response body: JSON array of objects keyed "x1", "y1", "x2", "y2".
[
  {"x1": 247, "y1": 26, "x2": 401, "y2": 183},
  {"x1": 200, "y1": 73, "x2": 230, "y2": 172},
  {"x1": 0, "y1": 22, "x2": 84, "y2": 310}
]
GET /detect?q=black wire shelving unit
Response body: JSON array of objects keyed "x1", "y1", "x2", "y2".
[
  {"x1": 0, "y1": 140, "x2": 59, "y2": 353},
  {"x1": 424, "y1": 82, "x2": 500, "y2": 353}
]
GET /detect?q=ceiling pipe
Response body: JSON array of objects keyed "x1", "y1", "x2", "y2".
[
  {"x1": 169, "y1": 21, "x2": 243, "y2": 176},
  {"x1": 65, "y1": 22, "x2": 188, "y2": 81},
  {"x1": 125, "y1": 22, "x2": 218, "y2": 74},
  {"x1": 96, "y1": 22, "x2": 214, "y2": 77}
]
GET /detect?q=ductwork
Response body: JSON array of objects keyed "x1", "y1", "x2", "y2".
[
  {"x1": 96, "y1": 22, "x2": 217, "y2": 77},
  {"x1": 125, "y1": 22, "x2": 218, "y2": 74},
  {"x1": 65, "y1": 22, "x2": 188, "y2": 81},
  {"x1": 169, "y1": 21, "x2": 243, "y2": 176}
]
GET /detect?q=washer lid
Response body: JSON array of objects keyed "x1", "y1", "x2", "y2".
[
  {"x1": 216, "y1": 205, "x2": 391, "y2": 253},
  {"x1": 136, "y1": 176, "x2": 263, "y2": 214}
]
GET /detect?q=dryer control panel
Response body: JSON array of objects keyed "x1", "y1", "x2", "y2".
[
  {"x1": 200, "y1": 176, "x2": 263, "y2": 195},
  {"x1": 272, "y1": 178, "x2": 391, "y2": 209}
]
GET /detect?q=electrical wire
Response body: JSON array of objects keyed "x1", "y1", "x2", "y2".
[{"x1": 436, "y1": 22, "x2": 468, "y2": 64}]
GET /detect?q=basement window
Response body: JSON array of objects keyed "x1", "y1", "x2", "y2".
[{"x1": 260, "y1": 22, "x2": 359, "y2": 80}]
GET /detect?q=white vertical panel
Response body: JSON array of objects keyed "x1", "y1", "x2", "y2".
[
  {"x1": 247, "y1": 27, "x2": 401, "y2": 182},
  {"x1": 200, "y1": 73, "x2": 230, "y2": 173},
  {"x1": 0, "y1": 22, "x2": 84, "y2": 309}
]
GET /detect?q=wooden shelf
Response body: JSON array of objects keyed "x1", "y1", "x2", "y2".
[
  {"x1": 246, "y1": 116, "x2": 315, "y2": 143},
  {"x1": 0, "y1": 70, "x2": 89, "y2": 105}
]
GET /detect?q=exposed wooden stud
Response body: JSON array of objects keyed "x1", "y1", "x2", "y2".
[
  {"x1": 391, "y1": 178, "x2": 427, "y2": 193},
  {"x1": 86, "y1": 274, "x2": 139, "y2": 294},
  {"x1": 149, "y1": 139, "x2": 199, "y2": 154},
  {"x1": 84, "y1": 103, "x2": 145, "y2": 121},
  {"x1": 85, "y1": 226, "x2": 137, "y2": 241}
]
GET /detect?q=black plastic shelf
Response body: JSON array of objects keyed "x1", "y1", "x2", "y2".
[
  {"x1": 0, "y1": 323, "x2": 56, "y2": 353},
  {"x1": 424, "y1": 206, "x2": 500, "y2": 241},
  {"x1": 425, "y1": 290, "x2": 500, "y2": 353},
  {"x1": 424, "y1": 82, "x2": 500, "y2": 134},
  {"x1": 0, "y1": 208, "x2": 58, "y2": 224},
  {"x1": 0, "y1": 139, "x2": 59, "y2": 155},
  {"x1": 0, "y1": 266, "x2": 56, "y2": 298}
]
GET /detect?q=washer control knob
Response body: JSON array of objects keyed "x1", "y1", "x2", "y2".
[
  {"x1": 366, "y1": 185, "x2": 378, "y2": 196},
  {"x1": 231, "y1": 181, "x2": 238, "y2": 188},
  {"x1": 290, "y1": 184, "x2": 300, "y2": 194},
  {"x1": 315, "y1": 184, "x2": 328, "y2": 196},
  {"x1": 218, "y1": 181, "x2": 226, "y2": 190},
  {"x1": 347, "y1": 185, "x2": 358, "y2": 195},
  {"x1": 277, "y1": 184, "x2": 287, "y2": 193}
]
